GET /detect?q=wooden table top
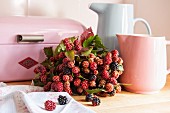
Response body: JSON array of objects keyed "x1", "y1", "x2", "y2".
[{"x1": 5, "y1": 75, "x2": 170, "y2": 113}]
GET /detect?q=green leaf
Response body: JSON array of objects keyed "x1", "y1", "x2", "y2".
[
  {"x1": 83, "y1": 36, "x2": 95, "y2": 47},
  {"x1": 118, "y1": 65, "x2": 124, "y2": 71},
  {"x1": 86, "y1": 88, "x2": 105, "y2": 94},
  {"x1": 94, "y1": 35, "x2": 105, "y2": 48},
  {"x1": 70, "y1": 37, "x2": 77, "y2": 43},
  {"x1": 41, "y1": 59, "x2": 50, "y2": 66},
  {"x1": 78, "y1": 75, "x2": 88, "y2": 80},
  {"x1": 33, "y1": 79, "x2": 45, "y2": 87},
  {"x1": 34, "y1": 73, "x2": 40, "y2": 79},
  {"x1": 65, "y1": 50, "x2": 75, "y2": 61},
  {"x1": 81, "y1": 47, "x2": 93, "y2": 56},
  {"x1": 54, "y1": 45, "x2": 62, "y2": 55},
  {"x1": 44, "y1": 47, "x2": 53, "y2": 58},
  {"x1": 60, "y1": 42, "x2": 66, "y2": 51}
]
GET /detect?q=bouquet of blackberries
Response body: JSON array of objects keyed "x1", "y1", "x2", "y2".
[{"x1": 33, "y1": 27, "x2": 124, "y2": 97}]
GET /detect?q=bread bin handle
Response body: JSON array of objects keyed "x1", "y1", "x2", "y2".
[{"x1": 17, "y1": 35, "x2": 44, "y2": 43}]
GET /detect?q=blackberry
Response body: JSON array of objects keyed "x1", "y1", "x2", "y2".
[
  {"x1": 85, "y1": 94, "x2": 93, "y2": 102},
  {"x1": 63, "y1": 67, "x2": 71, "y2": 75},
  {"x1": 92, "y1": 96, "x2": 101, "y2": 106},
  {"x1": 110, "y1": 62, "x2": 119, "y2": 71},
  {"x1": 89, "y1": 75, "x2": 97, "y2": 81},
  {"x1": 58, "y1": 95, "x2": 68, "y2": 105}
]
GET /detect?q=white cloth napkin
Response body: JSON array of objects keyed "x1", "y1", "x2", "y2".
[
  {"x1": 0, "y1": 82, "x2": 7, "y2": 87},
  {"x1": 0, "y1": 85, "x2": 95, "y2": 113}
]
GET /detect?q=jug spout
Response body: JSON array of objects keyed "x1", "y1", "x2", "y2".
[{"x1": 89, "y1": 3, "x2": 107, "y2": 14}]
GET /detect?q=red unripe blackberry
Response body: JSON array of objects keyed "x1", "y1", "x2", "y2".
[
  {"x1": 80, "y1": 27, "x2": 94, "y2": 43},
  {"x1": 55, "y1": 82, "x2": 63, "y2": 92},
  {"x1": 98, "y1": 79, "x2": 106, "y2": 88},
  {"x1": 106, "y1": 52, "x2": 112, "y2": 58},
  {"x1": 74, "y1": 78, "x2": 81, "y2": 87},
  {"x1": 63, "y1": 75, "x2": 70, "y2": 82},
  {"x1": 54, "y1": 55, "x2": 59, "y2": 60},
  {"x1": 52, "y1": 76, "x2": 60, "y2": 82},
  {"x1": 101, "y1": 70, "x2": 110, "y2": 80},
  {"x1": 111, "y1": 49, "x2": 119, "y2": 57},
  {"x1": 72, "y1": 66, "x2": 80, "y2": 74},
  {"x1": 63, "y1": 38, "x2": 70, "y2": 44},
  {"x1": 89, "y1": 53, "x2": 96, "y2": 58},
  {"x1": 82, "y1": 61, "x2": 89, "y2": 68},
  {"x1": 117, "y1": 57, "x2": 123, "y2": 64},
  {"x1": 105, "y1": 83, "x2": 114, "y2": 93},
  {"x1": 104, "y1": 56, "x2": 112, "y2": 65},
  {"x1": 81, "y1": 80, "x2": 89, "y2": 90},
  {"x1": 93, "y1": 70, "x2": 99, "y2": 75},
  {"x1": 90, "y1": 62, "x2": 97, "y2": 70},
  {"x1": 50, "y1": 57, "x2": 55, "y2": 62},
  {"x1": 111, "y1": 71, "x2": 119, "y2": 79},
  {"x1": 88, "y1": 58, "x2": 94, "y2": 63},
  {"x1": 67, "y1": 61, "x2": 75, "y2": 68},
  {"x1": 40, "y1": 75, "x2": 47, "y2": 84},
  {"x1": 116, "y1": 85, "x2": 122, "y2": 93},
  {"x1": 83, "y1": 68, "x2": 90, "y2": 74},
  {"x1": 69, "y1": 75, "x2": 74, "y2": 82},
  {"x1": 96, "y1": 58, "x2": 103, "y2": 65},
  {"x1": 77, "y1": 86, "x2": 84, "y2": 94},
  {"x1": 73, "y1": 39, "x2": 79, "y2": 46},
  {"x1": 62, "y1": 57, "x2": 70, "y2": 64},
  {"x1": 112, "y1": 56, "x2": 119, "y2": 62},
  {"x1": 50, "y1": 82, "x2": 56, "y2": 91},
  {"x1": 44, "y1": 100, "x2": 56, "y2": 111},
  {"x1": 65, "y1": 43, "x2": 73, "y2": 51},
  {"x1": 58, "y1": 52, "x2": 65, "y2": 58},
  {"x1": 102, "y1": 65, "x2": 110, "y2": 70},
  {"x1": 89, "y1": 80, "x2": 96, "y2": 88},
  {"x1": 57, "y1": 64, "x2": 64, "y2": 72},
  {"x1": 107, "y1": 77, "x2": 118, "y2": 85},
  {"x1": 74, "y1": 73, "x2": 81, "y2": 77},
  {"x1": 64, "y1": 81, "x2": 70, "y2": 88},
  {"x1": 34, "y1": 66, "x2": 46, "y2": 74},
  {"x1": 43, "y1": 82, "x2": 52, "y2": 91},
  {"x1": 75, "y1": 44, "x2": 82, "y2": 51},
  {"x1": 34, "y1": 67, "x2": 40, "y2": 74},
  {"x1": 64, "y1": 87, "x2": 72, "y2": 95}
]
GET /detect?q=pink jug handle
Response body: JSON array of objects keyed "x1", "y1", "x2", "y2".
[{"x1": 166, "y1": 40, "x2": 170, "y2": 74}]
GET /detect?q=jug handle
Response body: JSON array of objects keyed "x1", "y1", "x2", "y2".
[
  {"x1": 134, "y1": 18, "x2": 152, "y2": 35},
  {"x1": 166, "y1": 40, "x2": 170, "y2": 75}
]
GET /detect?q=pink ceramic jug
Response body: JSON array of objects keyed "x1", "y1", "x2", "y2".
[{"x1": 116, "y1": 34, "x2": 170, "y2": 94}]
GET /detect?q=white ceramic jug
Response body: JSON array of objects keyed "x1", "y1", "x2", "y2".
[{"x1": 89, "y1": 3, "x2": 152, "y2": 51}]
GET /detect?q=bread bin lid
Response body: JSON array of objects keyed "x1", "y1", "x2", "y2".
[{"x1": 0, "y1": 16, "x2": 86, "y2": 44}]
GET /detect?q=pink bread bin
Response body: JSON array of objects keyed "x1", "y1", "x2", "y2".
[{"x1": 0, "y1": 16, "x2": 86, "y2": 82}]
